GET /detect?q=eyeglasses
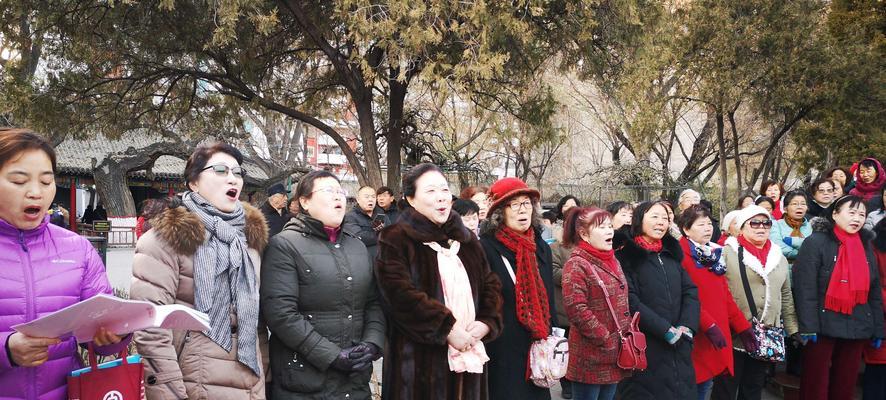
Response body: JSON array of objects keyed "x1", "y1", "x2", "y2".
[
  {"x1": 508, "y1": 200, "x2": 533, "y2": 211},
  {"x1": 817, "y1": 188, "x2": 835, "y2": 194},
  {"x1": 748, "y1": 219, "x2": 773, "y2": 229},
  {"x1": 312, "y1": 187, "x2": 348, "y2": 197},
  {"x1": 202, "y1": 164, "x2": 246, "y2": 179}
]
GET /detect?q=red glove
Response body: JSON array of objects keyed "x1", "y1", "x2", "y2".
[
  {"x1": 739, "y1": 328, "x2": 759, "y2": 354},
  {"x1": 705, "y1": 324, "x2": 727, "y2": 349}
]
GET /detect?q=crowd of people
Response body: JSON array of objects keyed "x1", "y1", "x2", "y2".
[{"x1": 1, "y1": 126, "x2": 885, "y2": 400}]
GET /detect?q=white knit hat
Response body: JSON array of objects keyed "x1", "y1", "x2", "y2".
[
  {"x1": 721, "y1": 210, "x2": 742, "y2": 232},
  {"x1": 734, "y1": 205, "x2": 772, "y2": 230}
]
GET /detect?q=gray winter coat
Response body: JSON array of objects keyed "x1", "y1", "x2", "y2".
[
  {"x1": 261, "y1": 213, "x2": 386, "y2": 399},
  {"x1": 793, "y1": 218, "x2": 885, "y2": 340}
]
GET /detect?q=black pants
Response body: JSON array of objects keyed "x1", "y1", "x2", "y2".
[
  {"x1": 864, "y1": 364, "x2": 886, "y2": 400},
  {"x1": 711, "y1": 350, "x2": 770, "y2": 400}
]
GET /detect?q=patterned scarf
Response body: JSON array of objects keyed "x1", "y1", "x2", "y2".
[
  {"x1": 182, "y1": 192, "x2": 260, "y2": 375},
  {"x1": 784, "y1": 215, "x2": 805, "y2": 237},
  {"x1": 825, "y1": 226, "x2": 870, "y2": 314},
  {"x1": 688, "y1": 239, "x2": 726, "y2": 275},
  {"x1": 495, "y1": 227, "x2": 551, "y2": 340},
  {"x1": 634, "y1": 235, "x2": 663, "y2": 253}
]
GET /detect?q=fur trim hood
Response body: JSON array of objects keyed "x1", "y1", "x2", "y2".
[
  {"x1": 613, "y1": 230, "x2": 684, "y2": 270},
  {"x1": 149, "y1": 201, "x2": 269, "y2": 255},
  {"x1": 810, "y1": 215, "x2": 874, "y2": 243}
]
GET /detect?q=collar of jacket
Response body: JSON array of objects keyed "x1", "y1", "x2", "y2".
[
  {"x1": 397, "y1": 206, "x2": 472, "y2": 244},
  {"x1": 0, "y1": 215, "x2": 49, "y2": 240},
  {"x1": 613, "y1": 229, "x2": 684, "y2": 270},
  {"x1": 282, "y1": 212, "x2": 352, "y2": 243},
  {"x1": 810, "y1": 216, "x2": 874, "y2": 244},
  {"x1": 151, "y1": 201, "x2": 269, "y2": 256}
]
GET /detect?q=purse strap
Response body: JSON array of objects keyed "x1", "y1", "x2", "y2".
[
  {"x1": 587, "y1": 263, "x2": 623, "y2": 334},
  {"x1": 737, "y1": 247, "x2": 759, "y2": 320}
]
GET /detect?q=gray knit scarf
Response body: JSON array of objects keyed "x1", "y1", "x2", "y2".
[{"x1": 182, "y1": 191, "x2": 260, "y2": 375}]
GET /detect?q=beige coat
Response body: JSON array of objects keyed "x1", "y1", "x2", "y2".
[
  {"x1": 722, "y1": 236, "x2": 799, "y2": 350},
  {"x1": 131, "y1": 202, "x2": 269, "y2": 400}
]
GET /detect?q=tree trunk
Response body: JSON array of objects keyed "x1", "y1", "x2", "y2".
[
  {"x1": 353, "y1": 97, "x2": 384, "y2": 188},
  {"x1": 713, "y1": 105, "x2": 728, "y2": 220},
  {"x1": 386, "y1": 77, "x2": 407, "y2": 194},
  {"x1": 93, "y1": 160, "x2": 137, "y2": 217},
  {"x1": 727, "y1": 109, "x2": 743, "y2": 195}
]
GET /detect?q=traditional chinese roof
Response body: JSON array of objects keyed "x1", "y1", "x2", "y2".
[{"x1": 54, "y1": 133, "x2": 269, "y2": 181}]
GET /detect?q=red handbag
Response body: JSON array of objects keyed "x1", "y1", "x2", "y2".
[
  {"x1": 588, "y1": 265, "x2": 648, "y2": 371},
  {"x1": 67, "y1": 343, "x2": 145, "y2": 400}
]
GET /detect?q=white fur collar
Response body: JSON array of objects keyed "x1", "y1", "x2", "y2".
[{"x1": 725, "y1": 236, "x2": 782, "y2": 320}]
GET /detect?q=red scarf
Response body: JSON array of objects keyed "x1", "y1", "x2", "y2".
[
  {"x1": 577, "y1": 240, "x2": 618, "y2": 274},
  {"x1": 495, "y1": 227, "x2": 551, "y2": 340},
  {"x1": 738, "y1": 235, "x2": 772, "y2": 268},
  {"x1": 825, "y1": 226, "x2": 870, "y2": 314},
  {"x1": 634, "y1": 236, "x2": 663, "y2": 253}
]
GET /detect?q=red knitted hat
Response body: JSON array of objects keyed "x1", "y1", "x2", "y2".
[{"x1": 487, "y1": 177, "x2": 540, "y2": 214}]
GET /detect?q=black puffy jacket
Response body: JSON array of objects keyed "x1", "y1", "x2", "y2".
[
  {"x1": 261, "y1": 213, "x2": 386, "y2": 399},
  {"x1": 613, "y1": 232, "x2": 700, "y2": 400},
  {"x1": 793, "y1": 218, "x2": 885, "y2": 340}
]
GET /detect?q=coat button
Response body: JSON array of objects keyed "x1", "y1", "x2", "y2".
[
  {"x1": 307, "y1": 314, "x2": 312, "y2": 320},
  {"x1": 345, "y1": 395, "x2": 350, "y2": 398},
  {"x1": 620, "y1": 285, "x2": 625, "y2": 289},
  {"x1": 147, "y1": 375, "x2": 157, "y2": 385},
  {"x1": 347, "y1": 276, "x2": 353, "y2": 281},
  {"x1": 348, "y1": 315, "x2": 353, "y2": 320},
  {"x1": 623, "y1": 311, "x2": 630, "y2": 317},
  {"x1": 335, "y1": 244, "x2": 341, "y2": 248},
  {"x1": 306, "y1": 269, "x2": 311, "y2": 273}
]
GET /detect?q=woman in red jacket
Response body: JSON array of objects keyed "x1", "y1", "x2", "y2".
[
  {"x1": 863, "y1": 217, "x2": 886, "y2": 399},
  {"x1": 561, "y1": 207, "x2": 631, "y2": 400},
  {"x1": 677, "y1": 205, "x2": 758, "y2": 400}
]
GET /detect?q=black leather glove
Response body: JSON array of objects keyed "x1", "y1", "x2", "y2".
[
  {"x1": 348, "y1": 342, "x2": 381, "y2": 371},
  {"x1": 330, "y1": 346, "x2": 361, "y2": 371}
]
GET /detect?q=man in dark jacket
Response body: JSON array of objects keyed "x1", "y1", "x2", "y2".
[
  {"x1": 261, "y1": 183, "x2": 289, "y2": 236},
  {"x1": 375, "y1": 186, "x2": 400, "y2": 223},
  {"x1": 343, "y1": 186, "x2": 388, "y2": 260}
]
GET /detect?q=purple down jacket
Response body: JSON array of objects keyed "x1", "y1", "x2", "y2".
[{"x1": 0, "y1": 216, "x2": 130, "y2": 400}]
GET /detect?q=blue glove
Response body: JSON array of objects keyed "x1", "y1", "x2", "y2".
[
  {"x1": 800, "y1": 333, "x2": 817, "y2": 344},
  {"x1": 873, "y1": 339, "x2": 883, "y2": 349},
  {"x1": 783, "y1": 237, "x2": 792, "y2": 246}
]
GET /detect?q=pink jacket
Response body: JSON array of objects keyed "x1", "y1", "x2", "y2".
[{"x1": 0, "y1": 216, "x2": 130, "y2": 400}]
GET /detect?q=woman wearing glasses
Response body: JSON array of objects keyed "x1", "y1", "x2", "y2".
[
  {"x1": 261, "y1": 170, "x2": 386, "y2": 399},
  {"x1": 711, "y1": 206, "x2": 798, "y2": 400},
  {"x1": 807, "y1": 178, "x2": 836, "y2": 218},
  {"x1": 480, "y1": 177, "x2": 557, "y2": 400},
  {"x1": 770, "y1": 191, "x2": 812, "y2": 264},
  {"x1": 375, "y1": 163, "x2": 502, "y2": 400},
  {"x1": 131, "y1": 142, "x2": 270, "y2": 399}
]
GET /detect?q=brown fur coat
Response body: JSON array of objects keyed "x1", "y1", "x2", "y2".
[{"x1": 375, "y1": 207, "x2": 503, "y2": 400}]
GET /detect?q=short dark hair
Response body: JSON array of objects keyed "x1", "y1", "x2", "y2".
[
  {"x1": 541, "y1": 210, "x2": 557, "y2": 223},
  {"x1": 678, "y1": 204, "x2": 713, "y2": 235},
  {"x1": 859, "y1": 159, "x2": 881, "y2": 181},
  {"x1": 755, "y1": 196, "x2": 776, "y2": 210},
  {"x1": 0, "y1": 127, "x2": 57, "y2": 173},
  {"x1": 736, "y1": 193, "x2": 756, "y2": 210},
  {"x1": 376, "y1": 186, "x2": 394, "y2": 196},
  {"x1": 809, "y1": 178, "x2": 834, "y2": 196},
  {"x1": 606, "y1": 201, "x2": 632, "y2": 216},
  {"x1": 556, "y1": 195, "x2": 581, "y2": 220},
  {"x1": 452, "y1": 199, "x2": 480, "y2": 216},
  {"x1": 630, "y1": 200, "x2": 671, "y2": 238},
  {"x1": 293, "y1": 170, "x2": 340, "y2": 213},
  {"x1": 183, "y1": 142, "x2": 244, "y2": 185},
  {"x1": 782, "y1": 190, "x2": 808, "y2": 208},
  {"x1": 759, "y1": 180, "x2": 784, "y2": 199},
  {"x1": 402, "y1": 163, "x2": 444, "y2": 199},
  {"x1": 827, "y1": 195, "x2": 866, "y2": 223}
]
